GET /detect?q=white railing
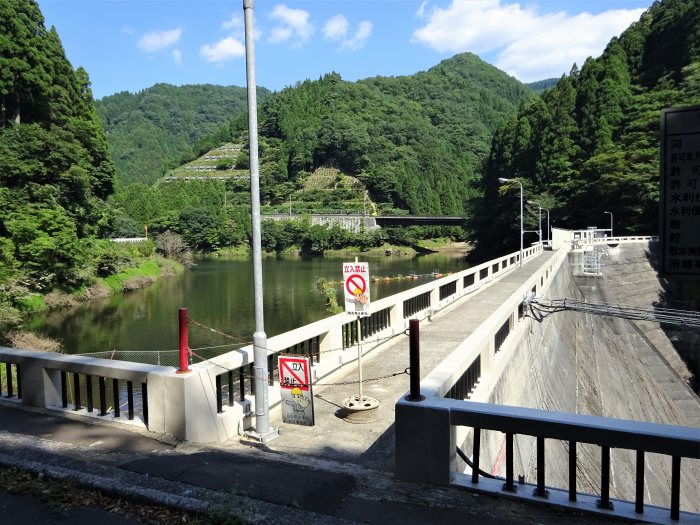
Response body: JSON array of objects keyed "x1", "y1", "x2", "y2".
[
  {"x1": 590, "y1": 235, "x2": 658, "y2": 244},
  {"x1": 0, "y1": 243, "x2": 546, "y2": 442},
  {"x1": 110, "y1": 237, "x2": 148, "y2": 243}
]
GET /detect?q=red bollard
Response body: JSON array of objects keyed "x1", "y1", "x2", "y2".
[{"x1": 177, "y1": 308, "x2": 190, "y2": 374}]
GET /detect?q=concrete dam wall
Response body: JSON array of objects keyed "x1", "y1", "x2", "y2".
[{"x1": 479, "y1": 245, "x2": 700, "y2": 512}]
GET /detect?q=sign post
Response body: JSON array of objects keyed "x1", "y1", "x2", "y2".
[
  {"x1": 341, "y1": 260, "x2": 380, "y2": 423},
  {"x1": 278, "y1": 355, "x2": 314, "y2": 426},
  {"x1": 343, "y1": 260, "x2": 370, "y2": 317}
]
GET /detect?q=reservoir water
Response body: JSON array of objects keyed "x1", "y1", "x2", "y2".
[{"x1": 28, "y1": 253, "x2": 468, "y2": 358}]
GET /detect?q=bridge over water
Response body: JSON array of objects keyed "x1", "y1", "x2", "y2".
[{"x1": 2, "y1": 232, "x2": 699, "y2": 522}]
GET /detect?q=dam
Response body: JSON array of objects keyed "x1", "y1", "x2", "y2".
[{"x1": 1, "y1": 232, "x2": 698, "y2": 522}]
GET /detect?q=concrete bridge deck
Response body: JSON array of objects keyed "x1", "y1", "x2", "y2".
[
  {"x1": 262, "y1": 250, "x2": 559, "y2": 469},
  {"x1": 2, "y1": 241, "x2": 697, "y2": 523}
]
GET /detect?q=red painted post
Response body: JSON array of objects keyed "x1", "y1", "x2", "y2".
[
  {"x1": 177, "y1": 308, "x2": 190, "y2": 374},
  {"x1": 407, "y1": 318, "x2": 423, "y2": 401}
]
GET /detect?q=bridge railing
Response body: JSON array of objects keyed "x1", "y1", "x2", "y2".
[
  {"x1": 395, "y1": 238, "x2": 700, "y2": 521},
  {"x1": 0, "y1": 242, "x2": 545, "y2": 442},
  {"x1": 396, "y1": 396, "x2": 700, "y2": 522},
  {"x1": 204, "y1": 243, "x2": 544, "y2": 421},
  {"x1": 590, "y1": 235, "x2": 658, "y2": 244},
  {"x1": 110, "y1": 237, "x2": 148, "y2": 243},
  {"x1": 0, "y1": 349, "x2": 156, "y2": 428}
]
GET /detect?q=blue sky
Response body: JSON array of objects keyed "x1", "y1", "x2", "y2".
[{"x1": 37, "y1": 0, "x2": 653, "y2": 100}]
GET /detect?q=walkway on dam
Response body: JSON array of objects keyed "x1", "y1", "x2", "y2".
[
  {"x1": 0, "y1": 249, "x2": 620, "y2": 524},
  {"x1": 262, "y1": 249, "x2": 558, "y2": 469}
]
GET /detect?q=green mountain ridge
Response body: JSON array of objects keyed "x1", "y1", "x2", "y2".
[
  {"x1": 250, "y1": 53, "x2": 534, "y2": 216},
  {"x1": 96, "y1": 83, "x2": 270, "y2": 185},
  {"x1": 470, "y1": 0, "x2": 700, "y2": 258}
]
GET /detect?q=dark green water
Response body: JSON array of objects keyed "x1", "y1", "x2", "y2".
[{"x1": 28, "y1": 253, "x2": 468, "y2": 356}]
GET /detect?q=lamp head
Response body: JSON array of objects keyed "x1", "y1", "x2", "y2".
[{"x1": 498, "y1": 178, "x2": 509, "y2": 183}]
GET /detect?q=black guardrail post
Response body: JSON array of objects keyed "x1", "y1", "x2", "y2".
[{"x1": 407, "y1": 318, "x2": 424, "y2": 401}]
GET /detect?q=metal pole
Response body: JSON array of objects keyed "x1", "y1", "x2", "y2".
[
  {"x1": 177, "y1": 308, "x2": 189, "y2": 374},
  {"x1": 408, "y1": 318, "x2": 423, "y2": 401},
  {"x1": 546, "y1": 209, "x2": 550, "y2": 243},
  {"x1": 498, "y1": 178, "x2": 524, "y2": 267},
  {"x1": 244, "y1": 0, "x2": 274, "y2": 440},
  {"x1": 357, "y1": 316, "x2": 363, "y2": 401},
  {"x1": 538, "y1": 206, "x2": 542, "y2": 245},
  {"x1": 604, "y1": 211, "x2": 613, "y2": 237},
  {"x1": 519, "y1": 182, "x2": 523, "y2": 267}
]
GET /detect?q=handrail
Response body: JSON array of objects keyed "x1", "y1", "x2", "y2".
[{"x1": 448, "y1": 399, "x2": 700, "y2": 459}]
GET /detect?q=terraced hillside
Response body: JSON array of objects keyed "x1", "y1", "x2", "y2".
[{"x1": 163, "y1": 143, "x2": 247, "y2": 182}]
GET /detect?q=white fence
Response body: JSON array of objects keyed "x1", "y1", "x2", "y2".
[{"x1": 0, "y1": 243, "x2": 545, "y2": 442}]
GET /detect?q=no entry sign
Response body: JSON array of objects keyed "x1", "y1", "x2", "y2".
[
  {"x1": 343, "y1": 261, "x2": 370, "y2": 316},
  {"x1": 279, "y1": 355, "x2": 314, "y2": 426}
]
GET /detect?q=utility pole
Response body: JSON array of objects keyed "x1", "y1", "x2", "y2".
[{"x1": 243, "y1": 0, "x2": 277, "y2": 443}]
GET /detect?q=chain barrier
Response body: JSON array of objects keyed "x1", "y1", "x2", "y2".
[
  {"x1": 188, "y1": 317, "x2": 253, "y2": 345},
  {"x1": 191, "y1": 345, "x2": 409, "y2": 388},
  {"x1": 187, "y1": 316, "x2": 399, "y2": 356},
  {"x1": 190, "y1": 339, "x2": 410, "y2": 389},
  {"x1": 77, "y1": 315, "x2": 411, "y2": 385}
]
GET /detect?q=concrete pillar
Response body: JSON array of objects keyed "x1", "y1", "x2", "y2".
[
  {"x1": 16, "y1": 356, "x2": 61, "y2": 408},
  {"x1": 395, "y1": 398, "x2": 455, "y2": 484}
]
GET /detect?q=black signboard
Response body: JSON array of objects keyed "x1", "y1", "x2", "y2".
[{"x1": 660, "y1": 106, "x2": 700, "y2": 276}]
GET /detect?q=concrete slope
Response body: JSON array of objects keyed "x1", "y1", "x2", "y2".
[{"x1": 490, "y1": 247, "x2": 700, "y2": 512}]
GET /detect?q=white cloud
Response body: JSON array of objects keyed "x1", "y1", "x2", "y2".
[
  {"x1": 137, "y1": 28, "x2": 183, "y2": 53},
  {"x1": 222, "y1": 14, "x2": 244, "y2": 31},
  {"x1": 323, "y1": 15, "x2": 372, "y2": 50},
  {"x1": 269, "y1": 4, "x2": 313, "y2": 46},
  {"x1": 341, "y1": 21, "x2": 372, "y2": 50},
  {"x1": 200, "y1": 37, "x2": 245, "y2": 63},
  {"x1": 172, "y1": 49, "x2": 182, "y2": 65},
  {"x1": 416, "y1": 1, "x2": 429, "y2": 19},
  {"x1": 412, "y1": 1, "x2": 645, "y2": 81},
  {"x1": 323, "y1": 14, "x2": 349, "y2": 41}
]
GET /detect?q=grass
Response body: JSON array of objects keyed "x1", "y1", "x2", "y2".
[
  {"x1": 15, "y1": 293, "x2": 46, "y2": 313},
  {"x1": 417, "y1": 237, "x2": 454, "y2": 249},
  {"x1": 101, "y1": 260, "x2": 161, "y2": 292}
]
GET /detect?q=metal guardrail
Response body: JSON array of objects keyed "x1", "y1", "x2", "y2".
[
  {"x1": 449, "y1": 399, "x2": 699, "y2": 521},
  {"x1": 395, "y1": 238, "x2": 700, "y2": 522}
]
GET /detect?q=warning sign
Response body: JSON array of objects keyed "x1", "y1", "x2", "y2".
[
  {"x1": 279, "y1": 356, "x2": 314, "y2": 426},
  {"x1": 343, "y1": 261, "x2": 370, "y2": 316}
]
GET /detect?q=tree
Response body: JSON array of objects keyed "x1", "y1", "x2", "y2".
[{"x1": 5, "y1": 205, "x2": 84, "y2": 288}]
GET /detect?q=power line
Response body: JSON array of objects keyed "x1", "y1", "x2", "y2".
[{"x1": 524, "y1": 293, "x2": 700, "y2": 328}]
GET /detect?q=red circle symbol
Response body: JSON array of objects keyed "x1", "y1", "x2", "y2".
[{"x1": 345, "y1": 274, "x2": 366, "y2": 296}]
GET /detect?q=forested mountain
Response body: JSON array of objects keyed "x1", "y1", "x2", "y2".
[
  {"x1": 96, "y1": 84, "x2": 270, "y2": 185},
  {"x1": 526, "y1": 78, "x2": 559, "y2": 93},
  {"x1": 1, "y1": 0, "x2": 116, "y2": 305},
  {"x1": 470, "y1": 0, "x2": 700, "y2": 258},
  {"x1": 254, "y1": 54, "x2": 534, "y2": 216}
]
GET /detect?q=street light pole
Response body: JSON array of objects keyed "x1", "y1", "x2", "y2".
[
  {"x1": 545, "y1": 208, "x2": 550, "y2": 244},
  {"x1": 499, "y1": 178, "x2": 523, "y2": 267},
  {"x1": 528, "y1": 200, "x2": 542, "y2": 245},
  {"x1": 243, "y1": 0, "x2": 277, "y2": 443},
  {"x1": 604, "y1": 211, "x2": 613, "y2": 237}
]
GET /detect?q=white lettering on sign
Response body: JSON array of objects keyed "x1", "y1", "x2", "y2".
[{"x1": 661, "y1": 105, "x2": 700, "y2": 276}]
